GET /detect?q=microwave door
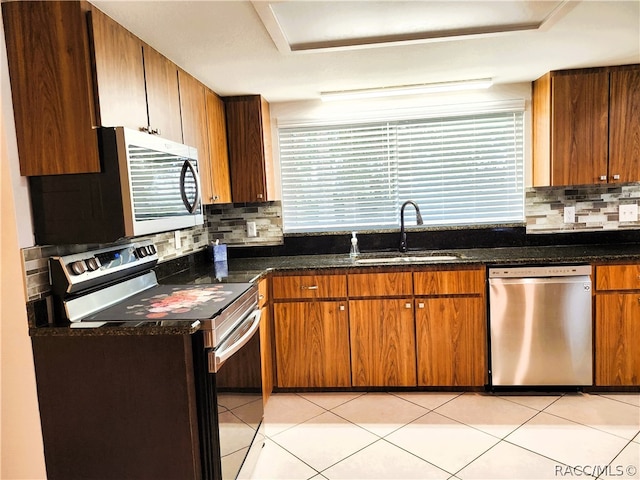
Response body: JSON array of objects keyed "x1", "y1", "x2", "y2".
[{"x1": 118, "y1": 127, "x2": 204, "y2": 237}]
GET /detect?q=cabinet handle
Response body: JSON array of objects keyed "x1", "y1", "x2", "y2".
[
  {"x1": 418, "y1": 302, "x2": 425, "y2": 309},
  {"x1": 612, "y1": 174, "x2": 621, "y2": 180},
  {"x1": 259, "y1": 294, "x2": 265, "y2": 300},
  {"x1": 339, "y1": 305, "x2": 345, "y2": 311},
  {"x1": 405, "y1": 302, "x2": 412, "y2": 309},
  {"x1": 599, "y1": 175, "x2": 607, "y2": 181},
  {"x1": 257, "y1": 193, "x2": 264, "y2": 200},
  {"x1": 301, "y1": 285, "x2": 319, "y2": 290}
]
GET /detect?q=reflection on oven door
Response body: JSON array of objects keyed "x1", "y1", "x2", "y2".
[{"x1": 215, "y1": 326, "x2": 263, "y2": 480}]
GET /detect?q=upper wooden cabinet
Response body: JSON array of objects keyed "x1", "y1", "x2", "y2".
[
  {"x1": 533, "y1": 65, "x2": 640, "y2": 187},
  {"x1": 205, "y1": 89, "x2": 232, "y2": 204},
  {"x1": 224, "y1": 95, "x2": 277, "y2": 203},
  {"x1": 89, "y1": 8, "x2": 183, "y2": 143},
  {"x1": 142, "y1": 46, "x2": 183, "y2": 143},
  {"x1": 609, "y1": 67, "x2": 640, "y2": 183},
  {"x1": 2, "y1": 1, "x2": 100, "y2": 175}
]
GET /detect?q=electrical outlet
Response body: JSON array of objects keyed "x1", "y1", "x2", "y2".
[
  {"x1": 619, "y1": 203, "x2": 638, "y2": 222},
  {"x1": 246, "y1": 221, "x2": 257, "y2": 238},
  {"x1": 564, "y1": 206, "x2": 576, "y2": 224},
  {"x1": 174, "y1": 230, "x2": 181, "y2": 249}
]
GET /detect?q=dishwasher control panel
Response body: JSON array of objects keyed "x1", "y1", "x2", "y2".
[{"x1": 489, "y1": 265, "x2": 592, "y2": 278}]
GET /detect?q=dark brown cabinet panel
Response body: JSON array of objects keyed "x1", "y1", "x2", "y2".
[
  {"x1": 2, "y1": 1, "x2": 100, "y2": 175},
  {"x1": 349, "y1": 298, "x2": 417, "y2": 387},
  {"x1": 550, "y1": 71, "x2": 609, "y2": 186},
  {"x1": 274, "y1": 301, "x2": 351, "y2": 388},
  {"x1": 609, "y1": 66, "x2": 640, "y2": 183},
  {"x1": 224, "y1": 95, "x2": 276, "y2": 202}
]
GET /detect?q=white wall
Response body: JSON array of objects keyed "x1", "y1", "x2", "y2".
[{"x1": 1, "y1": 11, "x2": 47, "y2": 479}]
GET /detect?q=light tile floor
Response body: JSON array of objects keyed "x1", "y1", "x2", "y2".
[{"x1": 250, "y1": 391, "x2": 640, "y2": 480}]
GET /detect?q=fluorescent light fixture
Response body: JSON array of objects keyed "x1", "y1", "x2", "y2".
[{"x1": 320, "y1": 78, "x2": 493, "y2": 102}]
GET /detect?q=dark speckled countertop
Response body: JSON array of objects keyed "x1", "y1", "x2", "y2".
[{"x1": 29, "y1": 242, "x2": 640, "y2": 337}]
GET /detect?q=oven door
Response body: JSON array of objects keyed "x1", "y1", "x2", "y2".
[{"x1": 194, "y1": 309, "x2": 264, "y2": 480}]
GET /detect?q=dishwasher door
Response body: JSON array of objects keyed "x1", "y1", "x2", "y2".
[{"x1": 489, "y1": 269, "x2": 593, "y2": 386}]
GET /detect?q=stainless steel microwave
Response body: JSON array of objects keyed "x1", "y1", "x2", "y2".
[{"x1": 29, "y1": 127, "x2": 204, "y2": 245}]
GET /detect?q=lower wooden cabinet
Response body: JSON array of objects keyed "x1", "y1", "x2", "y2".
[
  {"x1": 349, "y1": 299, "x2": 417, "y2": 387},
  {"x1": 415, "y1": 297, "x2": 485, "y2": 386},
  {"x1": 274, "y1": 301, "x2": 351, "y2": 388},
  {"x1": 595, "y1": 293, "x2": 640, "y2": 386}
]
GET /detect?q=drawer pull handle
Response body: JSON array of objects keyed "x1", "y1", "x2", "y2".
[
  {"x1": 301, "y1": 285, "x2": 319, "y2": 290},
  {"x1": 418, "y1": 302, "x2": 425, "y2": 309},
  {"x1": 339, "y1": 305, "x2": 345, "y2": 311},
  {"x1": 405, "y1": 303, "x2": 412, "y2": 309},
  {"x1": 259, "y1": 294, "x2": 265, "y2": 300}
]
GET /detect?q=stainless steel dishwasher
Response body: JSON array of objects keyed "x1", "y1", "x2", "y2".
[{"x1": 488, "y1": 265, "x2": 593, "y2": 387}]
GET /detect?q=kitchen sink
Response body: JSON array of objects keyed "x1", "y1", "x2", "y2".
[{"x1": 354, "y1": 253, "x2": 463, "y2": 264}]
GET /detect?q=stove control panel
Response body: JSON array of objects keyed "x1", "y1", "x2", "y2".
[{"x1": 50, "y1": 241, "x2": 158, "y2": 295}]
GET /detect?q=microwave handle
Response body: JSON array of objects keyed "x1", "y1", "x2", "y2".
[{"x1": 180, "y1": 159, "x2": 201, "y2": 214}]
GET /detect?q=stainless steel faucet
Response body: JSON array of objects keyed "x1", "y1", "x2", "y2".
[{"x1": 399, "y1": 200, "x2": 424, "y2": 252}]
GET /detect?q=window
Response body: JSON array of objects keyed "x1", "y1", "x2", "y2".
[{"x1": 278, "y1": 110, "x2": 524, "y2": 233}]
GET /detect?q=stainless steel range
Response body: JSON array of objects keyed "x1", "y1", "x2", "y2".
[{"x1": 48, "y1": 241, "x2": 264, "y2": 480}]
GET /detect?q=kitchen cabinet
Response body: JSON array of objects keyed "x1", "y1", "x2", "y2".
[
  {"x1": 258, "y1": 277, "x2": 274, "y2": 403},
  {"x1": 609, "y1": 67, "x2": 640, "y2": 182},
  {"x1": 89, "y1": 8, "x2": 184, "y2": 143},
  {"x1": 348, "y1": 272, "x2": 416, "y2": 387},
  {"x1": 179, "y1": 71, "x2": 213, "y2": 204},
  {"x1": 414, "y1": 267, "x2": 486, "y2": 386},
  {"x1": 533, "y1": 64, "x2": 640, "y2": 186},
  {"x1": 272, "y1": 273, "x2": 350, "y2": 388},
  {"x1": 205, "y1": 89, "x2": 232, "y2": 204},
  {"x1": 224, "y1": 95, "x2": 277, "y2": 203},
  {"x1": 2, "y1": 1, "x2": 100, "y2": 175},
  {"x1": 595, "y1": 263, "x2": 640, "y2": 386}
]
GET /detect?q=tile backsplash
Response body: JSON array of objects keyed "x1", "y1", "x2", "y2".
[
  {"x1": 526, "y1": 183, "x2": 640, "y2": 233},
  {"x1": 206, "y1": 201, "x2": 284, "y2": 247},
  {"x1": 21, "y1": 202, "x2": 284, "y2": 302}
]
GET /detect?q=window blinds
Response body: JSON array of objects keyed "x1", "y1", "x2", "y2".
[{"x1": 278, "y1": 111, "x2": 524, "y2": 233}]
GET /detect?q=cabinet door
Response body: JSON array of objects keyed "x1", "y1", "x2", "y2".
[
  {"x1": 274, "y1": 302, "x2": 351, "y2": 388},
  {"x1": 551, "y1": 71, "x2": 609, "y2": 186},
  {"x1": 179, "y1": 71, "x2": 212, "y2": 204},
  {"x1": 225, "y1": 95, "x2": 272, "y2": 202},
  {"x1": 205, "y1": 89, "x2": 232, "y2": 203},
  {"x1": 349, "y1": 299, "x2": 416, "y2": 387},
  {"x1": 89, "y1": 7, "x2": 148, "y2": 130},
  {"x1": 609, "y1": 67, "x2": 640, "y2": 183},
  {"x1": 2, "y1": 1, "x2": 100, "y2": 175},
  {"x1": 595, "y1": 293, "x2": 640, "y2": 386},
  {"x1": 142, "y1": 46, "x2": 183, "y2": 143},
  {"x1": 416, "y1": 297, "x2": 485, "y2": 386}
]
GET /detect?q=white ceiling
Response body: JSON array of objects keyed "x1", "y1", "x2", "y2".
[{"x1": 90, "y1": 0, "x2": 640, "y2": 103}]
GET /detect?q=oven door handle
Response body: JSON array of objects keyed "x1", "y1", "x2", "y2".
[{"x1": 210, "y1": 309, "x2": 261, "y2": 373}]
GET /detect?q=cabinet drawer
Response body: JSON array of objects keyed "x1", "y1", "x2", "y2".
[
  {"x1": 272, "y1": 274, "x2": 347, "y2": 300},
  {"x1": 596, "y1": 264, "x2": 640, "y2": 291},
  {"x1": 414, "y1": 268, "x2": 485, "y2": 295},
  {"x1": 348, "y1": 272, "x2": 413, "y2": 297}
]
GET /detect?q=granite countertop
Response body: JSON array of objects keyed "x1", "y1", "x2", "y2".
[{"x1": 29, "y1": 242, "x2": 640, "y2": 337}]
